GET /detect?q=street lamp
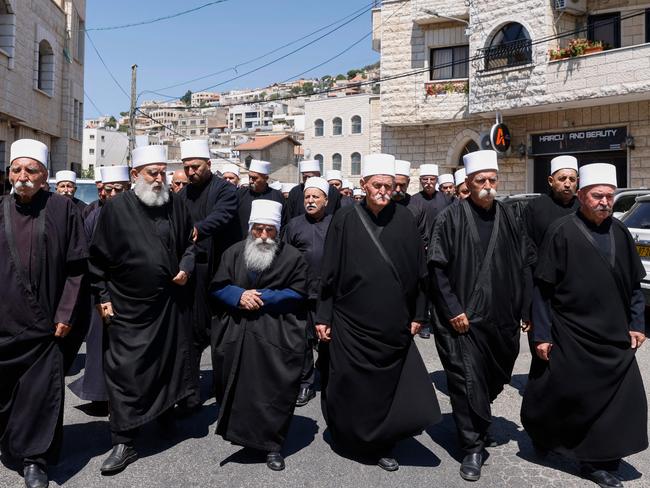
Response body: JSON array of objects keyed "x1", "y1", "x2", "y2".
[{"x1": 423, "y1": 9, "x2": 471, "y2": 36}]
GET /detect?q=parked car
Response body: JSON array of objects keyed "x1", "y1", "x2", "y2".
[
  {"x1": 47, "y1": 178, "x2": 98, "y2": 204},
  {"x1": 613, "y1": 188, "x2": 650, "y2": 219},
  {"x1": 499, "y1": 193, "x2": 541, "y2": 222},
  {"x1": 620, "y1": 194, "x2": 650, "y2": 303}
]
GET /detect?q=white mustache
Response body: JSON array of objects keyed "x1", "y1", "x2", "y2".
[
  {"x1": 594, "y1": 204, "x2": 612, "y2": 212},
  {"x1": 306, "y1": 203, "x2": 317, "y2": 210},
  {"x1": 14, "y1": 181, "x2": 35, "y2": 189},
  {"x1": 374, "y1": 193, "x2": 391, "y2": 202},
  {"x1": 478, "y1": 188, "x2": 497, "y2": 200}
]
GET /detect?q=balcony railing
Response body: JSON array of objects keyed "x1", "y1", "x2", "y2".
[{"x1": 479, "y1": 39, "x2": 532, "y2": 72}]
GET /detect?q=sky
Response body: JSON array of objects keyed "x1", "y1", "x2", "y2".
[{"x1": 84, "y1": 0, "x2": 379, "y2": 118}]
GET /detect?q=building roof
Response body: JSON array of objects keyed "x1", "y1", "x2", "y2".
[{"x1": 235, "y1": 134, "x2": 301, "y2": 151}]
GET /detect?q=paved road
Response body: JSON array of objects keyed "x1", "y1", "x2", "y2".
[{"x1": 1, "y1": 334, "x2": 649, "y2": 487}]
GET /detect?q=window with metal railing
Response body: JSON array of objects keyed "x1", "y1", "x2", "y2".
[{"x1": 481, "y1": 23, "x2": 532, "y2": 72}]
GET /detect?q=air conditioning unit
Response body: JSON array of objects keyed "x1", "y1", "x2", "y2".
[{"x1": 554, "y1": 0, "x2": 587, "y2": 15}]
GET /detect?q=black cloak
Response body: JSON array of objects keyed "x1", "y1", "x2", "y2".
[
  {"x1": 285, "y1": 183, "x2": 341, "y2": 220},
  {"x1": 236, "y1": 186, "x2": 285, "y2": 239}
]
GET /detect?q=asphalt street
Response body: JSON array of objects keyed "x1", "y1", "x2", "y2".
[{"x1": 1, "y1": 333, "x2": 649, "y2": 488}]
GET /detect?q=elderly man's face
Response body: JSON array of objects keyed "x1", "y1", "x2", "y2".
[
  {"x1": 183, "y1": 158, "x2": 211, "y2": 185},
  {"x1": 223, "y1": 172, "x2": 239, "y2": 186},
  {"x1": 457, "y1": 182, "x2": 470, "y2": 200},
  {"x1": 392, "y1": 175, "x2": 410, "y2": 201},
  {"x1": 362, "y1": 174, "x2": 394, "y2": 211},
  {"x1": 304, "y1": 187, "x2": 328, "y2": 217},
  {"x1": 420, "y1": 175, "x2": 437, "y2": 195},
  {"x1": 301, "y1": 171, "x2": 320, "y2": 183},
  {"x1": 132, "y1": 164, "x2": 167, "y2": 192},
  {"x1": 468, "y1": 171, "x2": 498, "y2": 207},
  {"x1": 56, "y1": 181, "x2": 76, "y2": 198},
  {"x1": 95, "y1": 181, "x2": 106, "y2": 201},
  {"x1": 249, "y1": 171, "x2": 268, "y2": 193},
  {"x1": 548, "y1": 169, "x2": 578, "y2": 204},
  {"x1": 9, "y1": 158, "x2": 47, "y2": 201},
  {"x1": 250, "y1": 223, "x2": 277, "y2": 242},
  {"x1": 329, "y1": 179, "x2": 342, "y2": 190},
  {"x1": 440, "y1": 183, "x2": 455, "y2": 196},
  {"x1": 102, "y1": 181, "x2": 129, "y2": 200},
  {"x1": 342, "y1": 188, "x2": 352, "y2": 197},
  {"x1": 578, "y1": 184, "x2": 615, "y2": 225},
  {"x1": 171, "y1": 170, "x2": 189, "y2": 193}
]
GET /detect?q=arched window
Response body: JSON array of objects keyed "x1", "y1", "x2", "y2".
[
  {"x1": 332, "y1": 153, "x2": 342, "y2": 171},
  {"x1": 484, "y1": 22, "x2": 532, "y2": 71},
  {"x1": 332, "y1": 117, "x2": 342, "y2": 136},
  {"x1": 0, "y1": 1, "x2": 16, "y2": 64},
  {"x1": 351, "y1": 115, "x2": 362, "y2": 134},
  {"x1": 37, "y1": 39, "x2": 54, "y2": 95},
  {"x1": 351, "y1": 152, "x2": 361, "y2": 175},
  {"x1": 314, "y1": 119, "x2": 324, "y2": 137},
  {"x1": 315, "y1": 154, "x2": 324, "y2": 174},
  {"x1": 458, "y1": 140, "x2": 479, "y2": 166}
]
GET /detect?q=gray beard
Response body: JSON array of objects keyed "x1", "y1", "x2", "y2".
[
  {"x1": 133, "y1": 175, "x2": 169, "y2": 207},
  {"x1": 244, "y1": 235, "x2": 278, "y2": 273}
]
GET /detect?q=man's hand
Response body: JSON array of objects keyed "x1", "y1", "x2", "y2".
[
  {"x1": 449, "y1": 313, "x2": 470, "y2": 334},
  {"x1": 172, "y1": 270, "x2": 189, "y2": 286},
  {"x1": 192, "y1": 226, "x2": 198, "y2": 243},
  {"x1": 535, "y1": 342, "x2": 553, "y2": 361},
  {"x1": 54, "y1": 323, "x2": 71, "y2": 338},
  {"x1": 521, "y1": 320, "x2": 533, "y2": 333},
  {"x1": 410, "y1": 321, "x2": 423, "y2": 335},
  {"x1": 239, "y1": 290, "x2": 264, "y2": 311},
  {"x1": 630, "y1": 331, "x2": 646, "y2": 349},
  {"x1": 96, "y1": 302, "x2": 114, "y2": 325},
  {"x1": 315, "y1": 324, "x2": 332, "y2": 342}
]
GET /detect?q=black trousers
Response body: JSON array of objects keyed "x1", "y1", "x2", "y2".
[
  {"x1": 299, "y1": 306, "x2": 318, "y2": 390},
  {"x1": 111, "y1": 408, "x2": 175, "y2": 446}
]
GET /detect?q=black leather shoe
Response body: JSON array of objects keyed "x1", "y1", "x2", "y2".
[
  {"x1": 460, "y1": 452, "x2": 483, "y2": 481},
  {"x1": 266, "y1": 451, "x2": 285, "y2": 471},
  {"x1": 377, "y1": 457, "x2": 399, "y2": 472},
  {"x1": 23, "y1": 464, "x2": 48, "y2": 488},
  {"x1": 581, "y1": 469, "x2": 623, "y2": 488},
  {"x1": 295, "y1": 387, "x2": 315, "y2": 407},
  {"x1": 100, "y1": 444, "x2": 138, "y2": 475},
  {"x1": 418, "y1": 329, "x2": 431, "y2": 339}
]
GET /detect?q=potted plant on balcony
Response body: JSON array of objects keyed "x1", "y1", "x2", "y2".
[
  {"x1": 584, "y1": 40, "x2": 604, "y2": 54},
  {"x1": 567, "y1": 38, "x2": 604, "y2": 57},
  {"x1": 549, "y1": 47, "x2": 570, "y2": 60}
]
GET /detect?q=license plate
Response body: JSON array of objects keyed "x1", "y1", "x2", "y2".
[{"x1": 637, "y1": 244, "x2": 650, "y2": 258}]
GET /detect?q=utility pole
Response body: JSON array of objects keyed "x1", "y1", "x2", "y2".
[{"x1": 128, "y1": 64, "x2": 137, "y2": 163}]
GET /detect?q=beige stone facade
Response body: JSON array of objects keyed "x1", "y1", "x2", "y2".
[{"x1": 0, "y1": 0, "x2": 85, "y2": 175}]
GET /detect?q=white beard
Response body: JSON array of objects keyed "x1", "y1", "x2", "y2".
[
  {"x1": 244, "y1": 235, "x2": 278, "y2": 273},
  {"x1": 133, "y1": 175, "x2": 169, "y2": 207}
]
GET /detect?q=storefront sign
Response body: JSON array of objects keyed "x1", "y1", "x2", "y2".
[
  {"x1": 531, "y1": 127, "x2": 628, "y2": 155},
  {"x1": 490, "y1": 123, "x2": 511, "y2": 153}
]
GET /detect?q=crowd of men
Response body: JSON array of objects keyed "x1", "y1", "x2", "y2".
[{"x1": 0, "y1": 137, "x2": 646, "y2": 488}]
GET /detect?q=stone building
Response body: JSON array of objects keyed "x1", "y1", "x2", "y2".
[
  {"x1": 373, "y1": 0, "x2": 650, "y2": 193},
  {"x1": 0, "y1": 0, "x2": 85, "y2": 174},
  {"x1": 82, "y1": 127, "x2": 129, "y2": 172},
  {"x1": 234, "y1": 134, "x2": 301, "y2": 182}
]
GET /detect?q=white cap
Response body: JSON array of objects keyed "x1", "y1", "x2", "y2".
[
  {"x1": 550, "y1": 155, "x2": 578, "y2": 175},
  {"x1": 94, "y1": 166, "x2": 103, "y2": 182},
  {"x1": 269, "y1": 180, "x2": 282, "y2": 191},
  {"x1": 463, "y1": 150, "x2": 498, "y2": 175},
  {"x1": 362, "y1": 154, "x2": 395, "y2": 178},
  {"x1": 281, "y1": 182, "x2": 298, "y2": 193},
  {"x1": 454, "y1": 168, "x2": 466, "y2": 186},
  {"x1": 55, "y1": 170, "x2": 77, "y2": 184},
  {"x1": 239, "y1": 176, "x2": 249, "y2": 186},
  {"x1": 10, "y1": 139, "x2": 49, "y2": 168},
  {"x1": 419, "y1": 164, "x2": 439, "y2": 177},
  {"x1": 132, "y1": 145, "x2": 167, "y2": 169},
  {"x1": 353, "y1": 188, "x2": 365, "y2": 197},
  {"x1": 438, "y1": 174, "x2": 455, "y2": 186},
  {"x1": 221, "y1": 163, "x2": 240, "y2": 177},
  {"x1": 304, "y1": 176, "x2": 329, "y2": 197},
  {"x1": 579, "y1": 163, "x2": 617, "y2": 189},
  {"x1": 249, "y1": 159, "x2": 271, "y2": 175},
  {"x1": 342, "y1": 179, "x2": 353, "y2": 190},
  {"x1": 101, "y1": 165, "x2": 130, "y2": 183},
  {"x1": 325, "y1": 169, "x2": 342, "y2": 182},
  {"x1": 395, "y1": 160, "x2": 411, "y2": 177},
  {"x1": 300, "y1": 160, "x2": 321, "y2": 173},
  {"x1": 249, "y1": 199, "x2": 283, "y2": 232},
  {"x1": 180, "y1": 139, "x2": 211, "y2": 160}
]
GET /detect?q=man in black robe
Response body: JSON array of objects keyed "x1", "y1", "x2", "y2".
[
  {"x1": 0, "y1": 139, "x2": 87, "y2": 488},
  {"x1": 428, "y1": 150, "x2": 533, "y2": 481},
  {"x1": 211, "y1": 200, "x2": 308, "y2": 471},
  {"x1": 392, "y1": 160, "x2": 428, "y2": 249},
  {"x1": 282, "y1": 177, "x2": 332, "y2": 407},
  {"x1": 221, "y1": 163, "x2": 241, "y2": 187},
  {"x1": 236, "y1": 159, "x2": 285, "y2": 238},
  {"x1": 316, "y1": 154, "x2": 440, "y2": 472},
  {"x1": 522, "y1": 163, "x2": 647, "y2": 488},
  {"x1": 54, "y1": 170, "x2": 87, "y2": 213},
  {"x1": 285, "y1": 160, "x2": 340, "y2": 220},
  {"x1": 410, "y1": 162, "x2": 453, "y2": 240},
  {"x1": 455, "y1": 168, "x2": 470, "y2": 200},
  {"x1": 82, "y1": 167, "x2": 105, "y2": 219},
  {"x1": 438, "y1": 174, "x2": 456, "y2": 197},
  {"x1": 89, "y1": 145, "x2": 196, "y2": 475}
]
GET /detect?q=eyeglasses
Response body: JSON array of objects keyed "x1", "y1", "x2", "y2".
[{"x1": 104, "y1": 185, "x2": 126, "y2": 194}]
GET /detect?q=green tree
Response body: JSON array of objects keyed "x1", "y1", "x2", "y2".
[
  {"x1": 347, "y1": 69, "x2": 360, "y2": 79},
  {"x1": 119, "y1": 110, "x2": 129, "y2": 117},
  {"x1": 260, "y1": 91, "x2": 267, "y2": 100},
  {"x1": 302, "y1": 82, "x2": 314, "y2": 95},
  {"x1": 180, "y1": 90, "x2": 192, "y2": 106},
  {"x1": 335, "y1": 74, "x2": 346, "y2": 81},
  {"x1": 269, "y1": 93, "x2": 280, "y2": 101},
  {"x1": 290, "y1": 86, "x2": 302, "y2": 95},
  {"x1": 105, "y1": 116, "x2": 117, "y2": 128}
]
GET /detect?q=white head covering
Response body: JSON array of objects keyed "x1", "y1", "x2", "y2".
[
  {"x1": 101, "y1": 165, "x2": 130, "y2": 183},
  {"x1": 454, "y1": 168, "x2": 466, "y2": 186},
  {"x1": 300, "y1": 160, "x2": 321, "y2": 173},
  {"x1": 281, "y1": 182, "x2": 298, "y2": 194},
  {"x1": 249, "y1": 199, "x2": 283, "y2": 232},
  {"x1": 10, "y1": 139, "x2": 49, "y2": 169},
  {"x1": 304, "y1": 176, "x2": 329, "y2": 197},
  {"x1": 579, "y1": 163, "x2": 617, "y2": 189},
  {"x1": 550, "y1": 155, "x2": 579, "y2": 175},
  {"x1": 132, "y1": 145, "x2": 167, "y2": 169},
  {"x1": 180, "y1": 139, "x2": 211, "y2": 160},
  {"x1": 221, "y1": 163, "x2": 240, "y2": 177},
  {"x1": 343, "y1": 179, "x2": 353, "y2": 190},
  {"x1": 395, "y1": 160, "x2": 411, "y2": 177},
  {"x1": 362, "y1": 154, "x2": 395, "y2": 178},
  {"x1": 353, "y1": 188, "x2": 365, "y2": 197},
  {"x1": 438, "y1": 174, "x2": 455, "y2": 186},
  {"x1": 419, "y1": 164, "x2": 439, "y2": 177},
  {"x1": 249, "y1": 159, "x2": 271, "y2": 175},
  {"x1": 55, "y1": 170, "x2": 77, "y2": 184},
  {"x1": 325, "y1": 169, "x2": 342, "y2": 182},
  {"x1": 94, "y1": 166, "x2": 103, "y2": 182},
  {"x1": 269, "y1": 180, "x2": 282, "y2": 191},
  {"x1": 463, "y1": 150, "x2": 498, "y2": 175}
]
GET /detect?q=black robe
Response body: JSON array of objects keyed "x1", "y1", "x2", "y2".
[
  {"x1": 410, "y1": 190, "x2": 452, "y2": 244},
  {"x1": 236, "y1": 186, "x2": 286, "y2": 238},
  {"x1": 316, "y1": 202, "x2": 440, "y2": 453},
  {"x1": 210, "y1": 241, "x2": 309, "y2": 451},
  {"x1": 89, "y1": 191, "x2": 196, "y2": 432},
  {"x1": 524, "y1": 192, "x2": 580, "y2": 255},
  {"x1": 0, "y1": 191, "x2": 87, "y2": 459},
  {"x1": 72, "y1": 197, "x2": 87, "y2": 214},
  {"x1": 285, "y1": 183, "x2": 341, "y2": 220},
  {"x1": 521, "y1": 213, "x2": 648, "y2": 462},
  {"x1": 396, "y1": 193, "x2": 429, "y2": 248}
]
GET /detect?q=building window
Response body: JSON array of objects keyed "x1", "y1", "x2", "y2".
[
  {"x1": 332, "y1": 117, "x2": 342, "y2": 136},
  {"x1": 588, "y1": 13, "x2": 621, "y2": 49},
  {"x1": 483, "y1": 23, "x2": 532, "y2": 71},
  {"x1": 100, "y1": 149, "x2": 105, "y2": 157},
  {"x1": 351, "y1": 152, "x2": 361, "y2": 175},
  {"x1": 101, "y1": 135, "x2": 105, "y2": 142},
  {"x1": 647, "y1": 9, "x2": 650, "y2": 43},
  {"x1": 89, "y1": 148, "x2": 95, "y2": 155},
  {"x1": 315, "y1": 119, "x2": 324, "y2": 137},
  {"x1": 71, "y1": 7, "x2": 85, "y2": 62},
  {"x1": 351, "y1": 116, "x2": 362, "y2": 134},
  {"x1": 37, "y1": 39, "x2": 55, "y2": 95},
  {"x1": 315, "y1": 154, "x2": 324, "y2": 173},
  {"x1": 0, "y1": 1, "x2": 16, "y2": 65},
  {"x1": 430, "y1": 45, "x2": 469, "y2": 80},
  {"x1": 72, "y1": 99, "x2": 82, "y2": 140},
  {"x1": 458, "y1": 140, "x2": 479, "y2": 166},
  {"x1": 332, "y1": 153, "x2": 342, "y2": 171},
  {"x1": 89, "y1": 134, "x2": 95, "y2": 140}
]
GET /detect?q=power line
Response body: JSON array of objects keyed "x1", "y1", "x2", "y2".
[
  {"x1": 85, "y1": 31, "x2": 130, "y2": 100},
  {"x1": 86, "y1": 0, "x2": 232, "y2": 32},
  {"x1": 84, "y1": 90, "x2": 104, "y2": 116}
]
